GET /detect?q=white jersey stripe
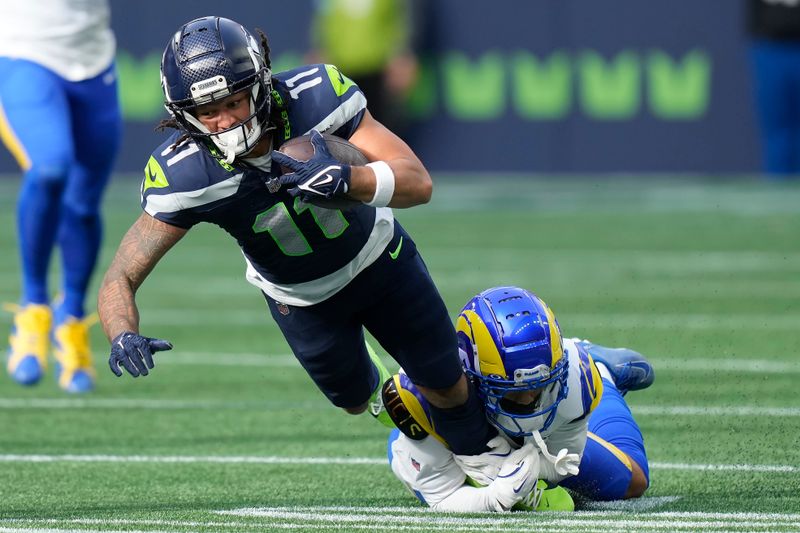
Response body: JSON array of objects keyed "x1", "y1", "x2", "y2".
[
  {"x1": 309, "y1": 91, "x2": 368, "y2": 136},
  {"x1": 143, "y1": 172, "x2": 245, "y2": 215}
]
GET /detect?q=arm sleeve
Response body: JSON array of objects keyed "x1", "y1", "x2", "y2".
[
  {"x1": 390, "y1": 434, "x2": 472, "y2": 508},
  {"x1": 431, "y1": 485, "x2": 503, "y2": 513}
]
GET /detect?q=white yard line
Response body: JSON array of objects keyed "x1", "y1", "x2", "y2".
[
  {"x1": 103, "y1": 352, "x2": 800, "y2": 375},
  {"x1": 0, "y1": 396, "x2": 796, "y2": 418},
  {"x1": 3, "y1": 506, "x2": 800, "y2": 533},
  {"x1": 0, "y1": 454, "x2": 795, "y2": 474},
  {"x1": 0, "y1": 397, "x2": 326, "y2": 410},
  {"x1": 632, "y1": 405, "x2": 800, "y2": 417},
  {"x1": 127, "y1": 310, "x2": 800, "y2": 331}
]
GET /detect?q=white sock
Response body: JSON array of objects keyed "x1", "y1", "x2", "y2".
[{"x1": 595, "y1": 361, "x2": 615, "y2": 384}]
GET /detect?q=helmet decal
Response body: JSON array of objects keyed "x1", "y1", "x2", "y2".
[
  {"x1": 543, "y1": 304, "x2": 564, "y2": 367},
  {"x1": 456, "y1": 310, "x2": 505, "y2": 379}
]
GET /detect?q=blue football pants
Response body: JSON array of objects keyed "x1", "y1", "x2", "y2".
[
  {"x1": 264, "y1": 223, "x2": 464, "y2": 409},
  {"x1": 560, "y1": 378, "x2": 650, "y2": 500},
  {"x1": 0, "y1": 57, "x2": 122, "y2": 318}
]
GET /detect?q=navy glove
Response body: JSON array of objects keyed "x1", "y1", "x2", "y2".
[
  {"x1": 109, "y1": 331, "x2": 173, "y2": 378},
  {"x1": 271, "y1": 130, "x2": 351, "y2": 200}
]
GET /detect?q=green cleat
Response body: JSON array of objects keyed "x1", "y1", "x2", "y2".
[
  {"x1": 514, "y1": 479, "x2": 575, "y2": 512},
  {"x1": 366, "y1": 341, "x2": 396, "y2": 428}
]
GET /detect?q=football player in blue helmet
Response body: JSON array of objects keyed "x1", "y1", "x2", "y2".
[
  {"x1": 385, "y1": 286, "x2": 654, "y2": 511},
  {"x1": 98, "y1": 15, "x2": 500, "y2": 469},
  {"x1": 456, "y1": 287, "x2": 570, "y2": 438}
]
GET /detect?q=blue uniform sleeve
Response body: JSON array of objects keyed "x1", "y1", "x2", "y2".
[{"x1": 140, "y1": 137, "x2": 242, "y2": 229}]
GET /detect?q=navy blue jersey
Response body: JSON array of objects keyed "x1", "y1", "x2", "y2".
[{"x1": 140, "y1": 64, "x2": 396, "y2": 303}]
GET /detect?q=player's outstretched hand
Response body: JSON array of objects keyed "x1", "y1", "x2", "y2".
[
  {"x1": 109, "y1": 331, "x2": 173, "y2": 378},
  {"x1": 453, "y1": 435, "x2": 513, "y2": 486},
  {"x1": 487, "y1": 443, "x2": 540, "y2": 512},
  {"x1": 272, "y1": 130, "x2": 351, "y2": 200}
]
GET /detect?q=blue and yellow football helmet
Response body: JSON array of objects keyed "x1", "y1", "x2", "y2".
[{"x1": 456, "y1": 286, "x2": 569, "y2": 437}]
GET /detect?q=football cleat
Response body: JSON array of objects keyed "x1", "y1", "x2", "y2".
[
  {"x1": 581, "y1": 342, "x2": 655, "y2": 396},
  {"x1": 52, "y1": 313, "x2": 98, "y2": 393},
  {"x1": 366, "y1": 341, "x2": 395, "y2": 428},
  {"x1": 514, "y1": 479, "x2": 575, "y2": 512},
  {"x1": 6, "y1": 303, "x2": 52, "y2": 386}
]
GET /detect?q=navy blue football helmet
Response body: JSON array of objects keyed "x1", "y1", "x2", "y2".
[
  {"x1": 160, "y1": 16, "x2": 272, "y2": 162},
  {"x1": 456, "y1": 287, "x2": 569, "y2": 437}
]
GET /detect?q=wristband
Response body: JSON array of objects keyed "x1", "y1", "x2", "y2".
[{"x1": 365, "y1": 161, "x2": 395, "y2": 207}]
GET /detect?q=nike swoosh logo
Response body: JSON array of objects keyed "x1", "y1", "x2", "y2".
[
  {"x1": 317, "y1": 174, "x2": 334, "y2": 186},
  {"x1": 513, "y1": 473, "x2": 530, "y2": 493},
  {"x1": 389, "y1": 236, "x2": 404, "y2": 260}
]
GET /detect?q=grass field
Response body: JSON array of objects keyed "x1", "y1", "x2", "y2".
[{"x1": 0, "y1": 174, "x2": 798, "y2": 532}]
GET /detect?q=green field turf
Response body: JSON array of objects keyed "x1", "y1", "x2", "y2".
[{"x1": 0, "y1": 174, "x2": 798, "y2": 532}]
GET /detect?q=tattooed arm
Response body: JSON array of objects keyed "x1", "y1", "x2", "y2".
[{"x1": 97, "y1": 213, "x2": 189, "y2": 342}]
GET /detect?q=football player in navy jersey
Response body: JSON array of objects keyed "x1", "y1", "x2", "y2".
[
  {"x1": 97, "y1": 16, "x2": 498, "y2": 460},
  {"x1": 384, "y1": 287, "x2": 654, "y2": 512}
]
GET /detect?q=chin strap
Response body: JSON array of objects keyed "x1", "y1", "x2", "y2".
[
  {"x1": 530, "y1": 430, "x2": 581, "y2": 480},
  {"x1": 224, "y1": 147, "x2": 236, "y2": 164}
]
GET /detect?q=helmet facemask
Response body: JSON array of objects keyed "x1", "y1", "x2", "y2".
[
  {"x1": 476, "y1": 356, "x2": 569, "y2": 438},
  {"x1": 160, "y1": 17, "x2": 274, "y2": 163},
  {"x1": 164, "y1": 66, "x2": 272, "y2": 163}
]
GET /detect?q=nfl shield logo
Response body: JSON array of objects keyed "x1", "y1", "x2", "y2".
[
  {"x1": 266, "y1": 177, "x2": 281, "y2": 194},
  {"x1": 276, "y1": 302, "x2": 290, "y2": 316}
]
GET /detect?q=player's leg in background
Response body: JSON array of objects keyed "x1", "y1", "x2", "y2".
[
  {"x1": 361, "y1": 224, "x2": 496, "y2": 455},
  {"x1": 0, "y1": 58, "x2": 73, "y2": 385},
  {"x1": 750, "y1": 39, "x2": 796, "y2": 177},
  {"x1": 559, "y1": 377, "x2": 650, "y2": 500},
  {"x1": 57, "y1": 62, "x2": 121, "y2": 320},
  {"x1": 786, "y1": 44, "x2": 800, "y2": 174},
  {"x1": 50, "y1": 62, "x2": 122, "y2": 392}
]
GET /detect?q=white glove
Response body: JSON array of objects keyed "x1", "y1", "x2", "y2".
[
  {"x1": 531, "y1": 431, "x2": 580, "y2": 481},
  {"x1": 453, "y1": 435, "x2": 512, "y2": 486},
  {"x1": 486, "y1": 443, "x2": 540, "y2": 512}
]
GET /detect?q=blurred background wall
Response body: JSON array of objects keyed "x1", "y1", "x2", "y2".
[{"x1": 0, "y1": 0, "x2": 759, "y2": 174}]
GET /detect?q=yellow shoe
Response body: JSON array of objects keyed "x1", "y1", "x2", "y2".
[
  {"x1": 52, "y1": 314, "x2": 97, "y2": 393},
  {"x1": 6, "y1": 303, "x2": 52, "y2": 386}
]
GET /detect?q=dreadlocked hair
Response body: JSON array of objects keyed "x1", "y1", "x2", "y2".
[
  {"x1": 255, "y1": 28, "x2": 272, "y2": 70},
  {"x1": 155, "y1": 117, "x2": 192, "y2": 152},
  {"x1": 255, "y1": 27, "x2": 289, "y2": 141}
]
